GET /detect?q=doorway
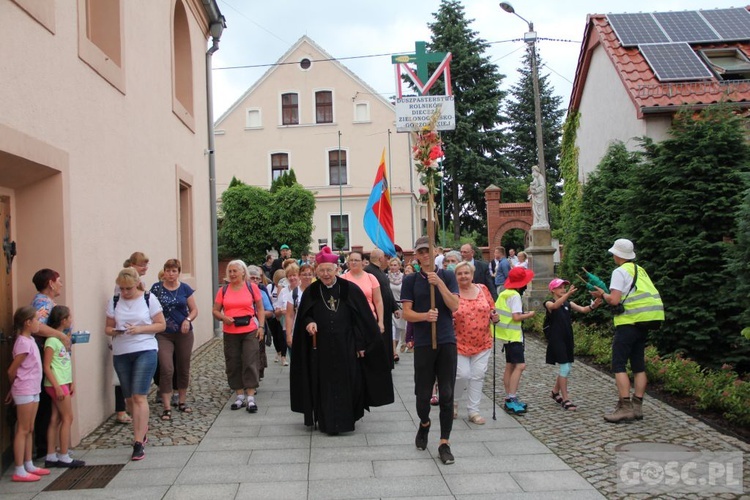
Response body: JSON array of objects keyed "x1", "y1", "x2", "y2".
[{"x1": 0, "y1": 195, "x2": 14, "y2": 470}]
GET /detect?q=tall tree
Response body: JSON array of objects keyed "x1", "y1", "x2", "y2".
[
  {"x1": 424, "y1": 0, "x2": 510, "y2": 242},
  {"x1": 504, "y1": 48, "x2": 565, "y2": 206},
  {"x1": 626, "y1": 108, "x2": 750, "y2": 368}
]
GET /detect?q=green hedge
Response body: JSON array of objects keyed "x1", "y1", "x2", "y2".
[{"x1": 525, "y1": 316, "x2": 750, "y2": 426}]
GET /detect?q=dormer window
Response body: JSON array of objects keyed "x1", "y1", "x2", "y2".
[{"x1": 701, "y1": 48, "x2": 750, "y2": 81}]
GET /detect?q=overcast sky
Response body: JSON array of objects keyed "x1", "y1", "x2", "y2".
[{"x1": 211, "y1": 0, "x2": 734, "y2": 117}]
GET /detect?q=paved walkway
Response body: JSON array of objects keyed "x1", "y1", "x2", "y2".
[
  {"x1": 2, "y1": 337, "x2": 601, "y2": 499},
  {"x1": 1, "y1": 333, "x2": 748, "y2": 498}
]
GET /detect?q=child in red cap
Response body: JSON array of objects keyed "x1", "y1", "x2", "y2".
[
  {"x1": 493, "y1": 267, "x2": 535, "y2": 414},
  {"x1": 544, "y1": 278, "x2": 602, "y2": 410}
]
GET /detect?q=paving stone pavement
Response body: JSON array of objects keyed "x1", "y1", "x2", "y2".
[
  {"x1": 482, "y1": 333, "x2": 750, "y2": 499},
  {"x1": 79, "y1": 333, "x2": 749, "y2": 498},
  {"x1": 79, "y1": 337, "x2": 232, "y2": 449}
]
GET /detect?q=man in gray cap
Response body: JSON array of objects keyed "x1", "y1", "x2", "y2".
[
  {"x1": 591, "y1": 238, "x2": 664, "y2": 423},
  {"x1": 401, "y1": 236, "x2": 459, "y2": 464}
]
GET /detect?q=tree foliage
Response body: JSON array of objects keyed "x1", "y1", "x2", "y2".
[
  {"x1": 270, "y1": 169, "x2": 298, "y2": 193},
  {"x1": 561, "y1": 142, "x2": 638, "y2": 283},
  {"x1": 504, "y1": 48, "x2": 565, "y2": 206},
  {"x1": 729, "y1": 173, "x2": 750, "y2": 328},
  {"x1": 424, "y1": 0, "x2": 509, "y2": 242},
  {"x1": 218, "y1": 181, "x2": 315, "y2": 265},
  {"x1": 625, "y1": 108, "x2": 750, "y2": 368}
]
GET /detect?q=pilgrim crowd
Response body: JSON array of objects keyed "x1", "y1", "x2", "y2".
[{"x1": 7, "y1": 236, "x2": 661, "y2": 480}]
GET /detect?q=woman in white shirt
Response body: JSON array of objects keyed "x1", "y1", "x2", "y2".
[{"x1": 105, "y1": 267, "x2": 165, "y2": 461}]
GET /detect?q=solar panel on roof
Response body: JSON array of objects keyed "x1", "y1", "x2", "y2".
[
  {"x1": 653, "y1": 11, "x2": 720, "y2": 43},
  {"x1": 701, "y1": 8, "x2": 750, "y2": 41},
  {"x1": 607, "y1": 13, "x2": 670, "y2": 47},
  {"x1": 639, "y1": 43, "x2": 714, "y2": 81}
]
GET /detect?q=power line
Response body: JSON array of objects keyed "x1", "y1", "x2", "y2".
[{"x1": 213, "y1": 38, "x2": 581, "y2": 71}]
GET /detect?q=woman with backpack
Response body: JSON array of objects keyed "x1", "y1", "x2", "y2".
[
  {"x1": 105, "y1": 267, "x2": 166, "y2": 461},
  {"x1": 212, "y1": 260, "x2": 265, "y2": 414}
]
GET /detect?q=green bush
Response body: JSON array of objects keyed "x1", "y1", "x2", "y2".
[
  {"x1": 564, "y1": 320, "x2": 750, "y2": 427},
  {"x1": 722, "y1": 379, "x2": 750, "y2": 425},
  {"x1": 661, "y1": 354, "x2": 702, "y2": 396}
]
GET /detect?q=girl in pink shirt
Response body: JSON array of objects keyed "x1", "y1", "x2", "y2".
[{"x1": 8, "y1": 306, "x2": 50, "y2": 482}]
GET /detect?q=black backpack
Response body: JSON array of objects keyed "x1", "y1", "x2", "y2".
[{"x1": 113, "y1": 291, "x2": 150, "y2": 309}]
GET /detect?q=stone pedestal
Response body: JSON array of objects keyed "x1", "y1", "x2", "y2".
[{"x1": 524, "y1": 227, "x2": 555, "y2": 311}]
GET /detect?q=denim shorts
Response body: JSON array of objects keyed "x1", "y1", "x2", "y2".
[{"x1": 113, "y1": 349, "x2": 158, "y2": 398}]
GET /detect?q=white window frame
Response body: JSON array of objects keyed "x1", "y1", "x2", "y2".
[
  {"x1": 269, "y1": 151, "x2": 291, "y2": 182},
  {"x1": 329, "y1": 213, "x2": 351, "y2": 251},
  {"x1": 325, "y1": 147, "x2": 349, "y2": 186},
  {"x1": 245, "y1": 107, "x2": 262, "y2": 129},
  {"x1": 279, "y1": 91, "x2": 300, "y2": 126},
  {"x1": 353, "y1": 101, "x2": 371, "y2": 123},
  {"x1": 313, "y1": 88, "x2": 335, "y2": 124}
]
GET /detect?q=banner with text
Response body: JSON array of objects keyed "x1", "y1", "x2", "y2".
[{"x1": 395, "y1": 96, "x2": 455, "y2": 133}]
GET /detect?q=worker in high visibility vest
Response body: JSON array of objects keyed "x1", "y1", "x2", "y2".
[
  {"x1": 591, "y1": 239, "x2": 664, "y2": 423},
  {"x1": 493, "y1": 267, "x2": 536, "y2": 414}
]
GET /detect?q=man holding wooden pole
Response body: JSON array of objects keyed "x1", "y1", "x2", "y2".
[{"x1": 401, "y1": 235, "x2": 459, "y2": 464}]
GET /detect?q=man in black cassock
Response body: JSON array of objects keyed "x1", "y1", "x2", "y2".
[
  {"x1": 290, "y1": 247, "x2": 394, "y2": 435},
  {"x1": 364, "y1": 248, "x2": 400, "y2": 368}
]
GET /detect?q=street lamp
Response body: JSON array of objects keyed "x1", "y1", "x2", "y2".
[
  {"x1": 499, "y1": 1, "x2": 554, "y2": 309},
  {"x1": 499, "y1": 2, "x2": 548, "y2": 226}
]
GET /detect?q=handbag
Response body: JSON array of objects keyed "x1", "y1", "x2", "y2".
[{"x1": 233, "y1": 315, "x2": 252, "y2": 327}]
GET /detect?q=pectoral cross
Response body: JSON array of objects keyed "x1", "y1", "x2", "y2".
[{"x1": 326, "y1": 296, "x2": 337, "y2": 310}]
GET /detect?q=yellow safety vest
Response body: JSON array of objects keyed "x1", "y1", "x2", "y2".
[
  {"x1": 613, "y1": 263, "x2": 665, "y2": 326},
  {"x1": 493, "y1": 289, "x2": 523, "y2": 342}
]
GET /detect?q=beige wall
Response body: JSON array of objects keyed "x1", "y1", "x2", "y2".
[
  {"x1": 215, "y1": 38, "x2": 421, "y2": 254},
  {"x1": 576, "y1": 46, "x2": 672, "y2": 182},
  {"x1": 0, "y1": 1, "x2": 215, "y2": 441}
]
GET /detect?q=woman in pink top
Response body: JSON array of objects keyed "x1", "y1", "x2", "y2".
[
  {"x1": 9, "y1": 306, "x2": 50, "y2": 482},
  {"x1": 341, "y1": 251, "x2": 384, "y2": 334},
  {"x1": 452, "y1": 261, "x2": 498, "y2": 425},
  {"x1": 212, "y1": 260, "x2": 265, "y2": 414}
]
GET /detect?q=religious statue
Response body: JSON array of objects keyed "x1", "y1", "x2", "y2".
[{"x1": 528, "y1": 165, "x2": 549, "y2": 229}]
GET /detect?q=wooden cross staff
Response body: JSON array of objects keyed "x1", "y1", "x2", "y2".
[{"x1": 427, "y1": 180, "x2": 437, "y2": 349}]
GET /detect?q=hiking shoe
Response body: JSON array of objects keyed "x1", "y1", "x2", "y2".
[
  {"x1": 415, "y1": 421, "x2": 430, "y2": 450},
  {"x1": 631, "y1": 396, "x2": 643, "y2": 420},
  {"x1": 505, "y1": 397, "x2": 527, "y2": 410},
  {"x1": 131, "y1": 441, "x2": 145, "y2": 461},
  {"x1": 604, "y1": 398, "x2": 636, "y2": 423},
  {"x1": 438, "y1": 443, "x2": 455, "y2": 464},
  {"x1": 504, "y1": 399, "x2": 525, "y2": 414}
]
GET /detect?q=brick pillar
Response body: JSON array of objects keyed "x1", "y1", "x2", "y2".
[{"x1": 485, "y1": 184, "x2": 502, "y2": 249}]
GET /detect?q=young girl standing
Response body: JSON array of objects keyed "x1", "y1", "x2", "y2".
[
  {"x1": 545, "y1": 279, "x2": 602, "y2": 410},
  {"x1": 8, "y1": 306, "x2": 50, "y2": 482},
  {"x1": 43, "y1": 306, "x2": 85, "y2": 468}
]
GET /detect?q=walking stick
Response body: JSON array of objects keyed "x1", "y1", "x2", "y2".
[{"x1": 492, "y1": 322, "x2": 497, "y2": 421}]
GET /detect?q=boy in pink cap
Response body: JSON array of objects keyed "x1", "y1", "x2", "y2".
[{"x1": 544, "y1": 279, "x2": 602, "y2": 410}]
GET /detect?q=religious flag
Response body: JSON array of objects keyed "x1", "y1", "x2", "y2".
[{"x1": 363, "y1": 149, "x2": 396, "y2": 256}]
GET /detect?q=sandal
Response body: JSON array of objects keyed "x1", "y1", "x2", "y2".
[
  {"x1": 115, "y1": 413, "x2": 132, "y2": 424},
  {"x1": 177, "y1": 403, "x2": 192, "y2": 414},
  {"x1": 562, "y1": 400, "x2": 578, "y2": 411},
  {"x1": 468, "y1": 414, "x2": 486, "y2": 425},
  {"x1": 161, "y1": 409, "x2": 172, "y2": 421},
  {"x1": 393, "y1": 354, "x2": 400, "y2": 363},
  {"x1": 551, "y1": 391, "x2": 563, "y2": 405}
]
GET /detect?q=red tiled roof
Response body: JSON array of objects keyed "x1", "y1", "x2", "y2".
[{"x1": 569, "y1": 11, "x2": 750, "y2": 118}]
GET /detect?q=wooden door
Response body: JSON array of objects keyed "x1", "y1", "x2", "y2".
[{"x1": 0, "y1": 195, "x2": 14, "y2": 470}]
